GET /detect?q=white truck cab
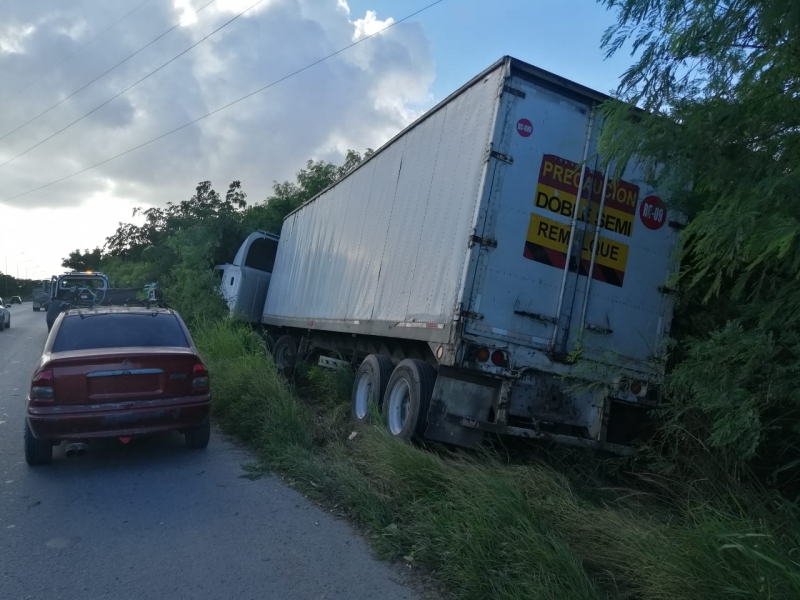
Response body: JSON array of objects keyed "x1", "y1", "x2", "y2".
[{"x1": 215, "y1": 231, "x2": 279, "y2": 323}]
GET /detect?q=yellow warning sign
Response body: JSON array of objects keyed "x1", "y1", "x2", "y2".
[
  {"x1": 534, "y1": 155, "x2": 639, "y2": 238},
  {"x1": 524, "y1": 214, "x2": 629, "y2": 286}
]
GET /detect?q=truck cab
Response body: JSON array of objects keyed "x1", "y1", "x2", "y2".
[
  {"x1": 215, "y1": 231, "x2": 279, "y2": 323},
  {"x1": 50, "y1": 272, "x2": 110, "y2": 304},
  {"x1": 32, "y1": 280, "x2": 52, "y2": 312}
]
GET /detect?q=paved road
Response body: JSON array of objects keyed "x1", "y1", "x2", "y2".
[{"x1": 0, "y1": 303, "x2": 419, "y2": 600}]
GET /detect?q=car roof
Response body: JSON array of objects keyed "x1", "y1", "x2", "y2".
[{"x1": 64, "y1": 306, "x2": 177, "y2": 316}]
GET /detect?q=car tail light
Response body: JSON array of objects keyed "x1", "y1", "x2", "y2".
[
  {"x1": 31, "y1": 369, "x2": 55, "y2": 402},
  {"x1": 192, "y1": 363, "x2": 209, "y2": 394},
  {"x1": 490, "y1": 350, "x2": 507, "y2": 367}
]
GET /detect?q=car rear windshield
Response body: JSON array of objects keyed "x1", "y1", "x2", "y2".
[{"x1": 52, "y1": 313, "x2": 189, "y2": 352}]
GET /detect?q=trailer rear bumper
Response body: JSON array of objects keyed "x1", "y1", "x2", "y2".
[
  {"x1": 445, "y1": 413, "x2": 636, "y2": 455},
  {"x1": 424, "y1": 366, "x2": 648, "y2": 455}
]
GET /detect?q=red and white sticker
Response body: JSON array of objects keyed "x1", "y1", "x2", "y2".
[
  {"x1": 639, "y1": 195, "x2": 667, "y2": 230},
  {"x1": 516, "y1": 118, "x2": 533, "y2": 137}
]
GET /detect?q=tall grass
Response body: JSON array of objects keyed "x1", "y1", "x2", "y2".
[{"x1": 194, "y1": 319, "x2": 800, "y2": 600}]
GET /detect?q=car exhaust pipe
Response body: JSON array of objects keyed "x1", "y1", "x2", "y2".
[{"x1": 65, "y1": 442, "x2": 88, "y2": 458}]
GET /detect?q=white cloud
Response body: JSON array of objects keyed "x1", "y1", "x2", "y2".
[
  {"x1": 352, "y1": 10, "x2": 394, "y2": 40},
  {"x1": 0, "y1": 0, "x2": 436, "y2": 276},
  {"x1": 0, "y1": 24, "x2": 36, "y2": 55}
]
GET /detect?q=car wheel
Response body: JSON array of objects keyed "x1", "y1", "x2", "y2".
[
  {"x1": 351, "y1": 354, "x2": 393, "y2": 423},
  {"x1": 272, "y1": 335, "x2": 298, "y2": 376},
  {"x1": 24, "y1": 420, "x2": 53, "y2": 465},
  {"x1": 382, "y1": 359, "x2": 437, "y2": 442},
  {"x1": 5, "y1": 317, "x2": 9, "y2": 329},
  {"x1": 185, "y1": 419, "x2": 211, "y2": 449}
]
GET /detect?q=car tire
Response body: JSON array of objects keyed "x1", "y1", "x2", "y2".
[
  {"x1": 185, "y1": 419, "x2": 211, "y2": 449},
  {"x1": 5, "y1": 317, "x2": 9, "y2": 329},
  {"x1": 24, "y1": 420, "x2": 53, "y2": 466},
  {"x1": 382, "y1": 359, "x2": 437, "y2": 442},
  {"x1": 272, "y1": 335, "x2": 298, "y2": 376},
  {"x1": 351, "y1": 354, "x2": 394, "y2": 423}
]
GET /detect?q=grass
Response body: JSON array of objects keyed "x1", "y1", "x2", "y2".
[{"x1": 194, "y1": 319, "x2": 800, "y2": 600}]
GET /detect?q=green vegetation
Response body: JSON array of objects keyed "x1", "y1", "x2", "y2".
[
  {"x1": 0, "y1": 274, "x2": 43, "y2": 301},
  {"x1": 599, "y1": 0, "x2": 800, "y2": 483},
  {"x1": 196, "y1": 319, "x2": 800, "y2": 600}
]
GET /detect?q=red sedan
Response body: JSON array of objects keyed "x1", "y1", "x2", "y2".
[{"x1": 24, "y1": 306, "x2": 211, "y2": 465}]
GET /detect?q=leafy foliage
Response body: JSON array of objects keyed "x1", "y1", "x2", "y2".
[
  {"x1": 61, "y1": 247, "x2": 102, "y2": 272},
  {"x1": 599, "y1": 0, "x2": 800, "y2": 481},
  {"x1": 0, "y1": 273, "x2": 39, "y2": 300}
]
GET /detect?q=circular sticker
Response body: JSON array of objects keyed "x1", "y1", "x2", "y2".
[
  {"x1": 639, "y1": 195, "x2": 667, "y2": 230},
  {"x1": 516, "y1": 118, "x2": 533, "y2": 137}
]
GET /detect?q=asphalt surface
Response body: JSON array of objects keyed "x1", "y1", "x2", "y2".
[{"x1": 0, "y1": 303, "x2": 419, "y2": 600}]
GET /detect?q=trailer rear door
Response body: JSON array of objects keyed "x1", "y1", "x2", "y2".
[{"x1": 464, "y1": 70, "x2": 678, "y2": 379}]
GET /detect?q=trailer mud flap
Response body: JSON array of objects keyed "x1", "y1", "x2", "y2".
[{"x1": 425, "y1": 367, "x2": 497, "y2": 447}]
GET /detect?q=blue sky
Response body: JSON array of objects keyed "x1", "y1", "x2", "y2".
[{"x1": 348, "y1": 0, "x2": 633, "y2": 102}]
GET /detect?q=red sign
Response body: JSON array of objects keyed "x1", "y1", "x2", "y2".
[
  {"x1": 639, "y1": 195, "x2": 667, "y2": 230},
  {"x1": 516, "y1": 118, "x2": 533, "y2": 137}
]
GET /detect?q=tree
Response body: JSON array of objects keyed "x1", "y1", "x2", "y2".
[
  {"x1": 62, "y1": 247, "x2": 103, "y2": 271},
  {"x1": 245, "y1": 149, "x2": 374, "y2": 235},
  {"x1": 599, "y1": 0, "x2": 800, "y2": 479}
]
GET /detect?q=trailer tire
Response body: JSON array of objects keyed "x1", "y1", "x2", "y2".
[
  {"x1": 383, "y1": 359, "x2": 437, "y2": 441},
  {"x1": 272, "y1": 335, "x2": 298, "y2": 376},
  {"x1": 351, "y1": 354, "x2": 393, "y2": 423}
]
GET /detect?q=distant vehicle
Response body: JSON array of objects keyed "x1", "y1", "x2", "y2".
[
  {"x1": 226, "y1": 56, "x2": 682, "y2": 453},
  {"x1": 46, "y1": 271, "x2": 111, "y2": 331},
  {"x1": 10, "y1": 296, "x2": 21, "y2": 305},
  {"x1": 32, "y1": 280, "x2": 52, "y2": 312},
  {"x1": 24, "y1": 306, "x2": 211, "y2": 465},
  {"x1": 0, "y1": 298, "x2": 9, "y2": 330},
  {"x1": 50, "y1": 271, "x2": 110, "y2": 302}
]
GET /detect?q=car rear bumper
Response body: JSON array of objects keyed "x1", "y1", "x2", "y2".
[{"x1": 27, "y1": 394, "x2": 211, "y2": 440}]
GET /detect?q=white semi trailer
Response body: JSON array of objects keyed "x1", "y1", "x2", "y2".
[{"x1": 229, "y1": 56, "x2": 680, "y2": 451}]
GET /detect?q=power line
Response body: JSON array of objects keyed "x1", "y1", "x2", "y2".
[
  {"x1": 0, "y1": 0, "x2": 218, "y2": 143},
  {"x1": 0, "y1": 0, "x2": 262, "y2": 169},
  {"x1": 4, "y1": 0, "x2": 153, "y2": 102},
  {"x1": 1, "y1": 0, "x2": 444, "y2": 203}
]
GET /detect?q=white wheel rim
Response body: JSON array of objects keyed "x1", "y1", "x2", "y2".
[
  {"x1": 388, "y1": 379, "x2": 410, "y2": 435},
  {"x1": 355, "y1": 371, "x2": 371, "y2": 420}
]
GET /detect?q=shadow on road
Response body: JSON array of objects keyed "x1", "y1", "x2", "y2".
[{"x1": 43, "y1": 431, "x2": 211, "y2": 472}]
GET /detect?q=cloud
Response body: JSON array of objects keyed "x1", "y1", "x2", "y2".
[{"x1": 0, "y1": 0, "x2": 435, "y2": 274}]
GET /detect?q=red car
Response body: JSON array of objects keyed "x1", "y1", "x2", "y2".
[{"x1": 24, "y1": 306, "x2": 211, "y2": 465}]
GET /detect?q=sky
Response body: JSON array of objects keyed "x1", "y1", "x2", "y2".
[{"x1": 0, "y1": 0, "x2": 632, "y2": 279}]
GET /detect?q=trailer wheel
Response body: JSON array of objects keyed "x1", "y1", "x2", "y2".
[
  {"x1": 383, "y1": 359, "x2": 437, "y2": 441},
  {"x1": 351, "y1": 354, "x2": 393, "y2": 423},
  {"x1": 272, "y1": 335, "x2": 298, "y2": 376}
]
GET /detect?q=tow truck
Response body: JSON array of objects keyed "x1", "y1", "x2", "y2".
[{"x1": 45, "y1": 271, "x2": 166, "y2": 331}]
